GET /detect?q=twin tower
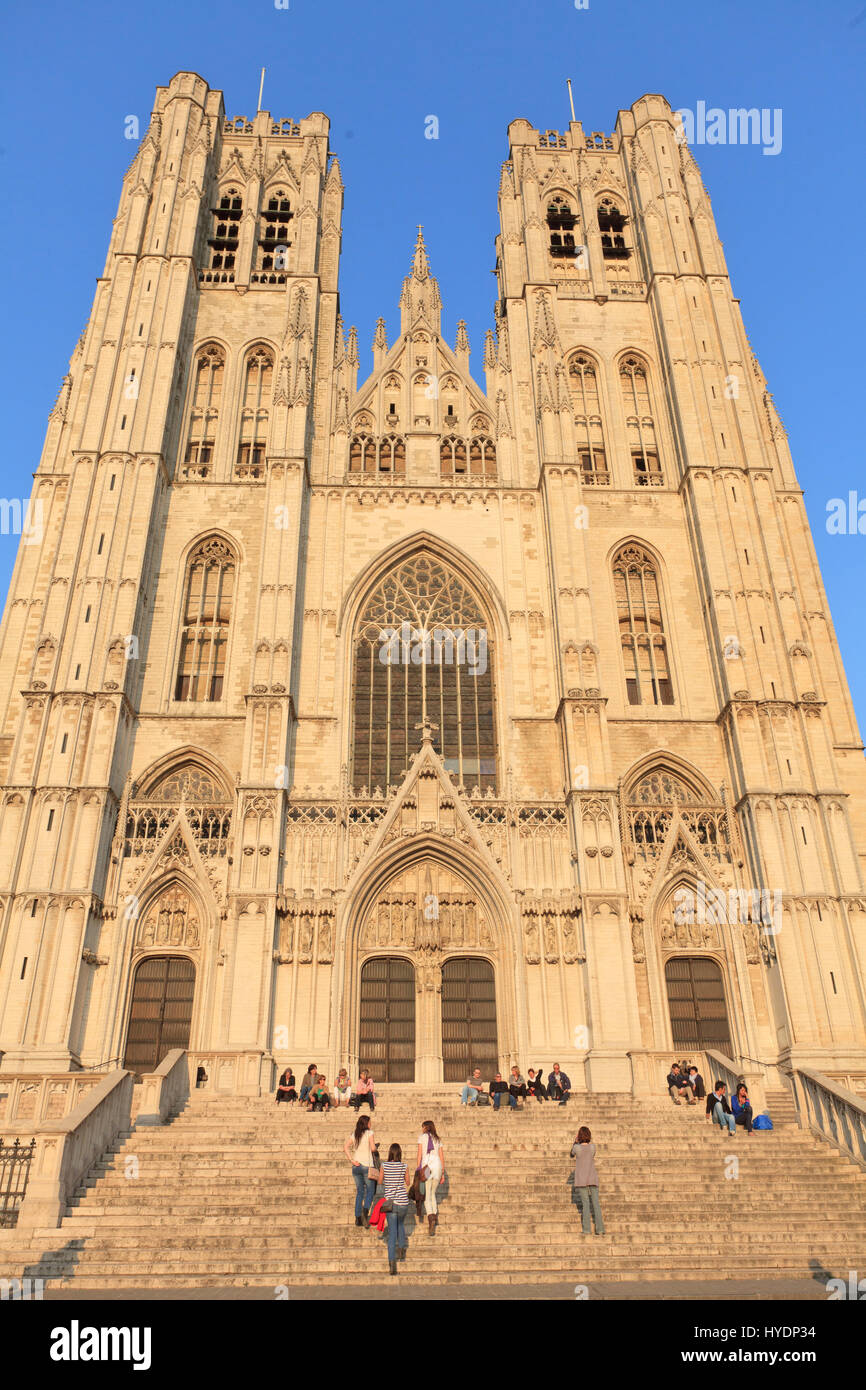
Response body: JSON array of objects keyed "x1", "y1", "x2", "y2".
[{"x1": 0, "y1": 71, "x2": 864, "y2": 1097}]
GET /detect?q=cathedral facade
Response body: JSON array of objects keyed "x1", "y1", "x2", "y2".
[{"x1": 1, "y1": 71, "x2": 864, "y2": 1094}]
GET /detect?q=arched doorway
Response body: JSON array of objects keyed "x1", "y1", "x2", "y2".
[
  {"x1": 665, "y1": 956, "x2": 731, "y2": 1054},
  {"x1": 123, "y1": 956, "x2": 196, "y2": 1076},
  {"x1": 359, "y1": 957, "x2": 416, "y2": 1081},
  {"x1": 441, "y1": 957, "x2": 497, "y2": 1081}
]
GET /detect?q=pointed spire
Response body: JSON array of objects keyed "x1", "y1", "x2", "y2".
[
  {"x1": 400, "y1": 225, "x2": 442, "y2": 335},
  {"x1": 495, "y1": 388, "x2": 513, "y2": 438},
  {"x1": 334, "y1": 314, "x2": 346, "y2": 367},
  {"x1": 412, "y1": 225, "x2": 430, "y2": 280},
  {"x1": 555, "y1": 362, "x2": 571, "y2": 414},
  {"x1": 499, "y1": 161, "x2": 515, "y2": 197},
  {"x1": 497, "y1": 321, "x2": 511, "y2": 373},
  {"x1": 533, "y1": 292, "x2": 558, "y2": 352},
  {"x1": 483, "y1": 329, "x2": 496, "y2": 371},
  {"x1": 347, "y1": 326, "x2": 359, "y2": 368},
  {"x1": 335, "y1": 386, "x2": 349, "y2": 433},
  {"x1": 372, "y1": 316, "x2": 388, "y2": 371},
  {"x1": 325, "y1": 155, "x2": 343, "y2": 190},
  {"x1": 536, "y1": 364, "x2": 554, "y2": 414},
  {"x1": 455, "y1": 319, "x2": 469, "y2": 355}
]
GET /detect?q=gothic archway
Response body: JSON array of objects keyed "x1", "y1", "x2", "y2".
[{"x1": 122, "y1": 955, "x2": 196, "y2": 1077}]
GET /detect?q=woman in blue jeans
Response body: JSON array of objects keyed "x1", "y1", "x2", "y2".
[
  {"x1": 370, "y1": 1143, "x2": 413, "y2": 1275},
  {"x1": 343, "y1": 1114, "x2": 378, "y2": 1227}
]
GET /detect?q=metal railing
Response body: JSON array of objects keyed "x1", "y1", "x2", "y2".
[
  {"x1": 78, "y1": 1057, "x2": 123, "y2": 1073},
  {"x1": 0, "y1": 1138, "x2": 36, "y2": 1228}
]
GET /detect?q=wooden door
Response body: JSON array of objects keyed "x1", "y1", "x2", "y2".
[
  {"x1": 665, "y1": 956, "x2": 731, "y2": 1054},
  {"x1": 441, "y1": 957, "x2": 497, "y2": 1081},
  {"x1": 358, "y1": 957, "x2": 416, "y2": 1082},
  {"x1": 123, "y1": 956, "x2": 196, "y2": 1076}
]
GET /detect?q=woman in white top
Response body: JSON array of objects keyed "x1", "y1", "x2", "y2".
[
  {"x1": 415, "y1": 1119, "x2": 445, "y2": 1235},
  {"x1": 343, "y1": 1113, "x2": 378, "y2": 1227}
]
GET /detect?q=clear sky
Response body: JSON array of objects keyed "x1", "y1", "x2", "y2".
[{"x1": 1, "y1": 0, "x2": 864, "y2": 735}]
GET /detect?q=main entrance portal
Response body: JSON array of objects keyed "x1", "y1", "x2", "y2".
[
  {"x1": 441, "y1": 957, "x2": 497, "y2": 1080},
  {"x1": 665, "y1": 956, "x2": 732, "y2": 1054},
  {"x1": 123, "y1": 955, "x2": 196, "y2": 1076},
  {"x1": 358, "y1": 956, "x2": 416, "y2": 1081}
]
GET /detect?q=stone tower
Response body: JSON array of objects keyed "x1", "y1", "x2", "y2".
[{"x1": 0, "y1": 76, "x2": 863, "y2": 1095}]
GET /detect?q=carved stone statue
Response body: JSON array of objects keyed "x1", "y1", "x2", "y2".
[{"x1": 525, "y1": 919, "x2": 540, "y2": 962}]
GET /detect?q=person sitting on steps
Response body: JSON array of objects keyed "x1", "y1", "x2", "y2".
[
  {"x1": 687, "y1": 1064, "x2": 706, "y2": 1100},
  {"x1": 350, "y1": 1069, "x2": 376, "y2": 1111},
  {"x1": 527, "y1": 1068, "x2": 548, "y2": 1102},
  {"x1": 547, "y1": 1063, "x2": 571, "y2": 1105},
  {"x1": 732, "y1": 1082, "x2": 754, "y2": 1135},
  {"x1": 706, "y1": 1080, "x2": 736, "y2": 1134},
  {"x1": 460, "y1": 1068, "x2": 485, "y2": 1106},
  {"x1": 489, "y1": 1072, "x2": 510, "y2": 1110},
  {"x1": 298, "y1": 1063, "x2": 317, "y2": 1108},
  {"x1": 275, "y1": 1066, "x2": 297, "y2": 1105},
  {"x1": 333, "y1": 1069, "x2": 352, "y2": 1107},
  {"x1": 509, "y1": 1066, "x2": 527, "y2": 1108},
  {"x1": 310, "y1": 1075, "x2": 331, "y2": 1111},
  {"x1": 667, "y1": 1061, "x2": 696, "y2": 1105}
]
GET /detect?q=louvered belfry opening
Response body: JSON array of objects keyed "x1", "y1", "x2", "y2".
[
  {"x1": 123, "y1": 956, "x2": 196, "y2": 1077},
  {"x1": 358, "y1": 957, "x2": 416, "y2": 1081},
  {"x1": 352, "y1": 553, "x2": 496, "y2": 793},
  {"x1": 441, "y1": 957, "x2": 498, "y2": 1081},
  {"x1": 665, "y1": 956, "x2": 732, "y2": 1054}
]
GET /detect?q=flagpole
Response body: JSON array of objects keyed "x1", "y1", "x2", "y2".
[
  {"x1": 257, "y1": 67, "x2": 266, "y2": 113},
  {"x1": 566, "y1": 78, "x2": 576, "y2": 123}
]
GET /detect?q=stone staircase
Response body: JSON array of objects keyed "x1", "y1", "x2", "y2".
[{"x1": 6, "y1": 1085, "x2": 866, "y2": 1288}]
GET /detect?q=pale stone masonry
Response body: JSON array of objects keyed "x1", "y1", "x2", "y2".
[{"x1": 0, "y1": 72, "x2": 864, "y2": 1093}]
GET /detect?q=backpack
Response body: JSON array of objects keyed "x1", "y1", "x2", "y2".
[{"x1": 753, "y1": 1113, "x2": 773, "y2": 1130}]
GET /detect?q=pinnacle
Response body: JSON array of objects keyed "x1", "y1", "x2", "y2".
[{"x1": 412, "y1": 225, "x2": 430, "y2": 280}]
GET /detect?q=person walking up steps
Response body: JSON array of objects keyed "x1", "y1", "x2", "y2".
[
  {"x1": 370, "y1": 1143, "x2": 413, "y2": 1275},
  {"x1": 571, "y1": 1125, "x2": 605, "y2": 1236},
  {"x1": 416, "y1": 1120, "x2": 445, "y2": 1236},
  {"x1": 344, "y1": 1113, "x2": 378, "y2": 1227}
]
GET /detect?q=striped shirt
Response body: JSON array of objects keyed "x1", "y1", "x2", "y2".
[{"x1": 380, "y1": 1160, "x2": 409, "y2": 1207}]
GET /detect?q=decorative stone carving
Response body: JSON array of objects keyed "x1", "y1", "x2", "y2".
[{"x1": 137, "y1": 883, "x2": 200, "y2": 950}]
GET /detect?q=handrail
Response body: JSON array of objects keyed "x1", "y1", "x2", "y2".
[
  {"x1": 77, "y1": 1057, "x2": 123, "y2": 1073},
  {"x1": 789, "y1": 1068, "x2": 866, "y2": 1172}
]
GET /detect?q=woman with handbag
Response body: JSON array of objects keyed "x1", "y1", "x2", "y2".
[
  {"x1": 415, "y1": 1120, "x2": 445, "y2": 1235},
  {"x1": 343, "y1": 1113, "x2": 378, "y2": 1227},
  {"x1": 369, "y1": 1142, "x2": 413, "y2": 1274}
]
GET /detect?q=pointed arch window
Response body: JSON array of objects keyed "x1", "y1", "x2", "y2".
[
  {"x1": 352, "y1": 553, "x2": 496, "y2": 792},
  {"x1": 620, "y1": 355, "x2": 663, "y2": 486},
  {"x1": 183, "y1": 346, "x2": 224, "y2": 477},
  {"x1": 597, "y1": 197, "x2": 629, "y2": 258},
  {"x1": 254, "y1": 187, "x2": 292, "y2": 281},
  {"x1": 236, "y1": 347, "x2": 273, "y2": 477},
  {"x1": 546, "y1": 195, "x2": 578, "y2": 258},
  {"x1": 174, "y1": 538, "x2": 236, "y2": 702},
  {"x1": 568, "y1": 353, "x2": 609, "y2": 485},
  {"x1": 613, "y1": 544, "x2": 674, "y2": 706},
  {"x1": 207, "y1": 188, "x2": 241, "y2": 275}
]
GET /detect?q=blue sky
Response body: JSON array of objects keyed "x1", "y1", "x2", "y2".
[{"x1": 1, "y1": 0, "x2": 864, "y2": 733}]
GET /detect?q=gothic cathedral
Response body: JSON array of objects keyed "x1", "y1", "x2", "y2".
[{"x1": 1, "y1": 72, "x2": 864, "y2": 1095}]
